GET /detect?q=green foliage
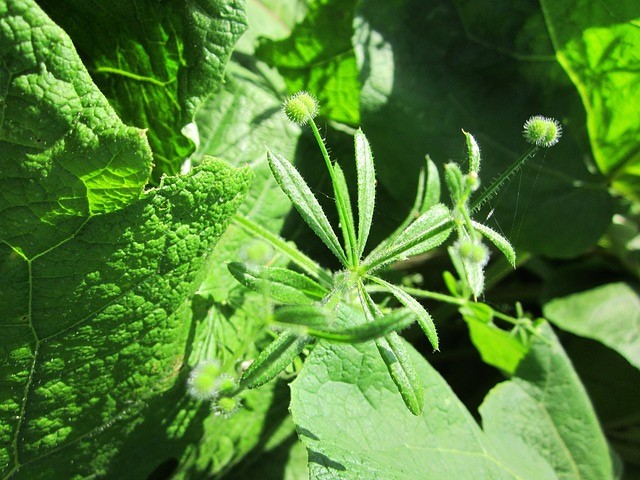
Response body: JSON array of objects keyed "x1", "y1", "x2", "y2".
[
  {"x1": 256, "y1": 0, "x2": 360, "y2": 124},
  {"x1": 544, "y1": 282, "x2": 640, "y2": 370},
  {"x1": 38, "y1": 0, "x2": 247, "y2": 181},
  {"x1": 291, "y1": 316, "x2": 613, "y2": 479},
  {"x1": 540, "y1": 0, "x2": 640, "y2": 202},
  {"x1": 2, "y1": 0, "x2": 638, "y2": 477}
]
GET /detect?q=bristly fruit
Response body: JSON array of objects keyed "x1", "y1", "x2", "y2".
[
  {"x1": 187, "y1": 360, "x2": 222, "y2": 400},
  {"x1": 283, "y1": 91, "x2": 319, "y2": 125},
  {"x1": 523, "y1": 115, "x2": 562, "y2": 147}
]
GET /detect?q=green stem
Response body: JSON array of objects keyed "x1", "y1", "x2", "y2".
[
  {"x1": 470, "y1": 146, "x2": 538, "y2": 212},
  {"x1": 232, "y1": 214, "x2": 333, "y2": 287},
  {"x1": 309, "y1": 119, "x2": 357, "y2": 267},
  {"x1": 367, "y1": 284, "x2": 464, "y2": 307}
]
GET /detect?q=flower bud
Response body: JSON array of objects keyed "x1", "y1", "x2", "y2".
[
  {"x1": 187, "y1": 360, "x2": 222, "y2": 400},
  {"x1": 283, "y1": 91, "x2": 319, "y2": 125}
]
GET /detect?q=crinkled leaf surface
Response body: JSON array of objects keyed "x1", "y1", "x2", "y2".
[
  {"x1": 543, "y1": 282, "x2": 640, "y2": 370},
  {"x1": 0, "y1": 157, "x2": 251, "y2": 478},
  {"x1": 38, "y1": 0, "x2": 247, "y2": 180},
  {"x1": 290, "y1": 307, "x2": 563, "y2": 480},
  {"x1": 480, "y1": 323, "x2": 615, "y2": 480},
  {"x1": 0, "y1": 0, "x2": 153, "y2": 258},
  {"x1": 540, "y1": 0, "x2": 640, "y2": 202},
  {"x1": 256, "y1": 0, "x2": 360, "y2": 124},
  {"x1": 354, "y1": 0, "x2": 613, "y2": 258}
]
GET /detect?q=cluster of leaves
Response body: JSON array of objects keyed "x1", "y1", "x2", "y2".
[{"x1": 1, "y1": 0, "x2": 639, "y2": 479}]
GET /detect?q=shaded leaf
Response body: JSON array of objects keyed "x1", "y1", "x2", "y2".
[
  {"x1": 543, "y1": 282, "x2": 640, "y2": 370},
  {"x1": 480, "y1": 323, "x2": 615, "y2": 480},
  {"x1": 256, "y1": 0, "x2": 360, "y2": 124}
]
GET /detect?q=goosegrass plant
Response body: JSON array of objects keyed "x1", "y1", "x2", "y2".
[{"x1": 204, "y1": 92, "x2": 562, "y2": 416}]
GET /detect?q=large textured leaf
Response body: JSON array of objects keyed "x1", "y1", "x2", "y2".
[
  {"x1": 0, "y1": 0, "x2": 153, "y2": 258},
  {"x1": 480, "y1": 323, "x2": 615, "y2": 480},
  {"x1": 540, "y1": 0, "x2": 640, "y2": 201},
  {"x1": 0, "y1": 158, "x2": 251, "y2": 478},
  {"x1": 290, "y1": 309, "x2": 562, "y2": 479},
  {"x1": 38, "y1": 0, "x2": 248, "y2": 180},
  {"x1": 256, "y1": 0, "x2": 360, "y2": 124},
  {"x1": 543, "y1": 282, "x2": 640, "y2": 370},
  {"x1": 354, "y1": 0, "x2": 613, "y2": 258}
]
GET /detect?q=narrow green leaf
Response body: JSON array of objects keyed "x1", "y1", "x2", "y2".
[
  {"x1": 364, "y1": 204, "x2": 452, "y2": 271},
  {"x1": 232, "y1": 214, "x2": 333, "y2": 288},
  {"x1": 375, "y1": 333, "x2": 424, "y2": 415},
  {"x1": 472, "y1": 220, "x2": 516, "y2": 267},
  {"x1": 444, "y1": 162, "x2": 465, "y2": 205},
  {"x1": 358, "y1": 284, "x2": 424, "y2": 415},
  {"x1": 227, "y1": 263, "x2": 327, "y2": 305},
  {"x1": 281, "y1": 308, "x2": 415, "y2": 343},
  {"x1": 355, "y1": 129, "x2": 376, "y2": 258},
  {"x1": 267, "y1": 150, "x2": 347, "y2": 264},
  {"x1": 464, "y1": 130, "x2": 482, "y2": 173},
  {"x1": 332, "y1": 162, "x2": 357, "y2": 265},
  {"x1": 240, "y1": 331, "x2": 311, "y2": 389},
  {"x1": 273, "y1": 305, "x2": 332, "y2": 329},
  {"x1": 421, "y1": 155, "x2": 441, "y2": 212},
  {"x1": 368, "y1": 276, "x2": 439, "y2": 351}
]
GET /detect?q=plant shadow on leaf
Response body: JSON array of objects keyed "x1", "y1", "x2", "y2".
[{"x1": 355, "y1": 0, "x2": 614, "y2": 258}]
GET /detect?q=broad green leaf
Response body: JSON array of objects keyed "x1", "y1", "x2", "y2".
[
  {"x1": 355, "y1": 129, "x2": 376, "y2": 258},
  {"x1": 267, "y1": 149, "x2": 347, "y2": 264},
  {"x1": 228, "y1": 263, "x2": 327, "y2": 305},
  {"x1": 461, "y1": 303, "x2": 528, "y2": 375},
  {"x1": 236, "y1": 0, "x2": 311, "y2": 55},
  {"x1": 480, "y1": 323, "x2": 615, "y2": 480},
  {"x1": 240, "y1": 331, "x2": 311, "y2": 389},
  {"x1": 255, "y1": 0, "x2": 360, "y2": 124},
  {"x1": 368, "y1": 276, "x2": 439, "y2": 351},
  {"x1": 539, "y1": 0, "x2": 640, "y2": 201},
  {"x1": 543, "y1": 282, "x2": 640, "y2": 370},
  {"x1": 290, "y1": 313, "x2": 558, "y2": 479},
  {"x1": 0, "y1": 0, "x2": 153, "y2": 258},
  {"x1": 0, "y1": 159, "x2": 251, "y2": 478},
  {"x1": 39, "y1": 0, "x2": 247, "y2": 180},
  {"x1": 355, "y1": 0, "x2": 614, "y2": 258}
]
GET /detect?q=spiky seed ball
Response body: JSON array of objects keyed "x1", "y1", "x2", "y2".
[
  {"x1": 187, "y1": 360, "x2": 222, "y2": 400},
  {"x1": 283, "y1": 91, "x2": 319, "y2": 125},
  {"x1": 215, "y1": 373, "x2": 238, "y2": 397},
  {"x1": 213, "y1": 396, "x2": 241, "y2": 418},
  {"x1": 523, "y1": 116, "x2": 562, "y2": 147}
]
